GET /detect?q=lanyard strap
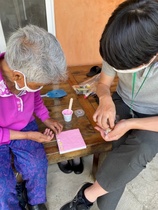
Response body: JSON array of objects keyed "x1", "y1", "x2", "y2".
[{"x1": 130, "y1": 65, "x2": 153, "y2": 110}]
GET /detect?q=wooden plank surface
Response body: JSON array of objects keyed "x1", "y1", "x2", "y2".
[{"x1": 38, "y1": 65, "x2": 114, "y2": 164}]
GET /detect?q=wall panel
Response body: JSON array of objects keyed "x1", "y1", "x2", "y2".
[{"x1": 54, "y1": 0, "x2": 124, "y2": 66}]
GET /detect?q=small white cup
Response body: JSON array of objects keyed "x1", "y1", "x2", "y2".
[{"x1": 62, "y1": 109, "x2": 73, "y2": 122}]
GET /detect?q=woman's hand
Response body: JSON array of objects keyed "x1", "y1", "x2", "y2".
[
  {"x1": 10, "y1": 126, "x2": 57, "y2": 143},
  {"x1": 95, "y1": 119, "x2": 131, "y2": 141},
  {"x1": 43, "y1": 118, "x2": 63, "y2": 134},
  {"x1": 27, "y1": 129, "x2": 54, "y2": 143}
]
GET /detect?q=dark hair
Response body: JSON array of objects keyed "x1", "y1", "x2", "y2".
[{"x1": 100, "y1": 0, "x2": 158, "y2": 70}]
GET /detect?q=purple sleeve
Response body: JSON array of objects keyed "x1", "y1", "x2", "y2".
[
  {"x1": 34, "y1": 91, "x2": 50, "y2": 122},
  {"x1": 0, "y1": 127, "x2": 10, "y2": 145}
]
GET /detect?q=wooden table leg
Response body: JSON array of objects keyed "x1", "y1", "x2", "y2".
[
  {"x1": 92, "y1": 153, "x2": 100, "y2": 179},
  {"x1": 92, "y1": 151, "x2": 110, "y2": 180}
]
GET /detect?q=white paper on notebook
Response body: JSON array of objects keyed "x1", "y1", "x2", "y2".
[{"x1": 56, "y1": 128, "x2": 86, "y2": 154}]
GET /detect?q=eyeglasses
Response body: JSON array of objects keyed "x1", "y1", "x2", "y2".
[{"x1": 112, "y1": 55, "x2": 156, "y2": 74}]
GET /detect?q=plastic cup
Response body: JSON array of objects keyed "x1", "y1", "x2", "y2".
[{"x1": 62, "y1": 109, "x2": 73, "y2": 122}]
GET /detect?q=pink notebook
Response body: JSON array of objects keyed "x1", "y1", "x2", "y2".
[{"x1": 56, "y1": 129, "x2": 87, "y2": 154}]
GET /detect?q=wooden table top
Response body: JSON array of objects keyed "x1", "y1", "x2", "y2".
[{"x1": 37, "y1": 65, "x2": 112, "y2": 163}]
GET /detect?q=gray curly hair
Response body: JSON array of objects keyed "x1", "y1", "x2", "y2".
[{"x1": 5, "y1": 25, "x2": 67, "y2": 83}]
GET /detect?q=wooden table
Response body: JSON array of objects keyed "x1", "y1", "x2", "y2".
[{"x1": 38, "y1": 65, "x2": 113, "y2": 176}]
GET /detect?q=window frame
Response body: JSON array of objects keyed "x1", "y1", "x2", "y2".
[{"x1": 0, "y1": 0, "x2": 56, "y2": 53}]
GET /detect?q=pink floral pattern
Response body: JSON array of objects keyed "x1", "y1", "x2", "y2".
[{"x1": 0, "y1": 75, "x2": 12, "y2": 97}]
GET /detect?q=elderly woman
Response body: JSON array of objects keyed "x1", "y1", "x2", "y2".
[{"x1": 0, "y1": 25, "x2": 67, "y2": 210}]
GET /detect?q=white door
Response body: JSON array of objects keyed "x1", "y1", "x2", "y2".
[{"x1": 0, "y1": 0, "x2": 55, "y2": 53}]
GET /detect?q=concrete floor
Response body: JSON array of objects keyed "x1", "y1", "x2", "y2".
[{"x1": 46, "y1": 154, "x2": 158, "y2": 210}]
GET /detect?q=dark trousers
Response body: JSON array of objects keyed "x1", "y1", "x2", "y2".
[
  {"x1": 96, "y1": 92, "x2": 158, "y2": 210},
  {"x1": 0, "y1": 120, "x2": 48, "y2": 210}
]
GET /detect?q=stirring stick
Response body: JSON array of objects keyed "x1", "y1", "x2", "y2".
[{"x1": 68, "y1": 98, "x2": 73, "y2": 110}]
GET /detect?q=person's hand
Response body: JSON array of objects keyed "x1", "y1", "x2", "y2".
[
  {"x1": 95, "y1": 119, "x2": 130, "y2": 141},
  {"x1": 27, "y1": 130, "x2": 54, "y2": 143},
  {"x1": 43, "y1": 118, "x2": 63, "y2": 134},
  {"x1": 93, "y1": 95, "x2": 116, "y2": 130}
]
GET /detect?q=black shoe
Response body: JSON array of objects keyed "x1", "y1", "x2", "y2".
[
  {"x1": 86, "y1": 66, "x2": 101, "y2": 77},
  {"x1": 57, "y1": 160, "x2": 73, "y2": 174},
  {"x1": 27, "y1": 203, "x2": 47, "y2": 210},
  {"x1": 60, "y1": 182, "x2": 93, "y2": 210},
  {"x1": 16, "y1": 181, "x2": 28, "y2": 210},
  {"x1": 72, "y1": 158, "x2": 84, "y2": 174}
]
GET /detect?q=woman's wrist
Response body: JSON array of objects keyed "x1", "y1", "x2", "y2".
[{"x1": 10, "y1": 130, "x2": 29, "y2": 140}]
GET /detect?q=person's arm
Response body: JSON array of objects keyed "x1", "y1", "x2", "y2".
[
  {"x1": 9, "y1": 129, "x2": 54, "y2": 143},
  {"x1": 95, "y1": 116, "x2": 158, "y2": 142},
  {"x1": 0, "y1": 127, "x2": 54, "y2": 146},
  {"x1": 34, "y1": 91, "x2": 63, "y2": 134},
  {"x1": 0, "y1": 115, "x2": 27, "y2": 145},
  {"x1": 34, "y1": 91, "x2": 50, "y2": 122},
  {"x1": 93, "y1": 71, "x2": 116, "y2": 130},
  {"x1": 6, "y1": 91, "x2": 54, "y2": 143},
  {"x1": 126, "y1": 117, "x2": 158, "y2": 132}
]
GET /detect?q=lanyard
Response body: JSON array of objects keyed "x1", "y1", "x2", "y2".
[{"x1": 130, "y1": 65, "x2": 153, "y2": 116}]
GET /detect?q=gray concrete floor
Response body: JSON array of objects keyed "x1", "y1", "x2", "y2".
[{"x1": 46, "y1": 154, "x2": 158, "y2": 210}]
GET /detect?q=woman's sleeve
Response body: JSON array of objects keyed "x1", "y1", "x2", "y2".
[
  {"x1": 0, "y1": 127, "x2": 10, "y2": 145},
  {"x1": 34, "y1": 91, "x2": 50, "y2": 122}
]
